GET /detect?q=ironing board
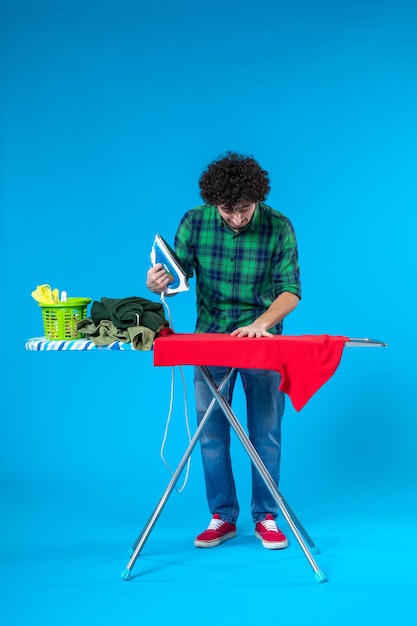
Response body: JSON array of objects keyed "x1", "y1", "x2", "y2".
[
  {"x1": 120, "y1": 333, "x2": 386, "y2": 583},
  {"x1": 25, "y1": 337, "x2": 134, "y2": 350},
  {"x1": 25, "y1": 333, "x2": 387, "y2": 583}
]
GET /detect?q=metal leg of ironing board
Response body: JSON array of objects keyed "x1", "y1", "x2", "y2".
[
  {"x1": 199, "y1": 366, "x2": 326, "y2": 583},
  {"x1": 121, "y1": 368, "x2": 235, "y2": 581},
  {"x1": 273, "y1": 493, "x2": 320, "y2": 554}
]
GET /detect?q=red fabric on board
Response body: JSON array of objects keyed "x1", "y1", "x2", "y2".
[{"x1": 153, "y1": 333, "x2": 349, "y2": 411}]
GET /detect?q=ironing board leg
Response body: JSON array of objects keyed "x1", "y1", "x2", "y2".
[
  {"x1": 199, "y1": 366, "x2": 326, "y2": 583},
  {"x1": 276, "y1": 494, "x2": 320, "y2": 554},
  {"x1": 121, "y1": 369, "x2": 235, "y2": 581}
]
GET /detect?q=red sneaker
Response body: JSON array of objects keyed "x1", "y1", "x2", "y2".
[
  {"x1": 194, "y1": 513, "x2": 237, "y2": 548},
  {"x1": 255, "y1": 514, "x2": 288, "y2": 549}
]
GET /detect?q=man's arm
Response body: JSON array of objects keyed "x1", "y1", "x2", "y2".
[{"x1": 231, "y1": 291, "x2": 300, "y2": 338}]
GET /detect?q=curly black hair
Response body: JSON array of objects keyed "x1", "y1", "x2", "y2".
[{"x1": 198, "y1": 151, "x2": 271, "y2": 208}]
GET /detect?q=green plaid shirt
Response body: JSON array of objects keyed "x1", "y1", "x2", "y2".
[{"x1": 174, "y1": 202, "x2": 301, "y2": 334}]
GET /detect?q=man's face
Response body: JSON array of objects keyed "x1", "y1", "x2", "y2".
[{"x1": 217, "y1": 201, "x2": 257, "y2": 232}]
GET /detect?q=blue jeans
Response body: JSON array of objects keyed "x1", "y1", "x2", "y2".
[{"x1": 194, "y1": 366, "x2": 285, "y2": 524}]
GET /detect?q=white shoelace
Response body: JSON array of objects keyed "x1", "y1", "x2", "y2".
[
  {"x1": 260, "y1": 519, "x2": 278, "y2": 532},
  {"x1": 208, "y1": 517, "x2": 225, "y2": 531}
]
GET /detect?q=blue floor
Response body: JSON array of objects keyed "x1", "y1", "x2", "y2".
[{"x1": 2, "y1": 478, "x2": 416, "y2": 626}]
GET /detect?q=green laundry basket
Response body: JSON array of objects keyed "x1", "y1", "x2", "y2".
[{"x1": 39, "y1": 298, "x2": 91, "y2": 340}]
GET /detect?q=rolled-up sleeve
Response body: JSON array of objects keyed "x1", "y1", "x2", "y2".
[
  {"x1": 271, "y1": 219, "x2": 301, "y2": 300},
  {"x1": 174, "y1": 211, "x2": 196, "y2": 279}
]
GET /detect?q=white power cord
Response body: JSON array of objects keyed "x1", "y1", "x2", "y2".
[{"x1": 159, "y1": 292, "x2": 192, "y2": 493}]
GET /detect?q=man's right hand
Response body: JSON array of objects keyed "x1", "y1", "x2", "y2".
[{"x1": 146, "y1": 263, "x2": 171, "y2": 294}]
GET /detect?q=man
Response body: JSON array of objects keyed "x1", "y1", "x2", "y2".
[{"x1": 146, "y1": 152, "x2": 301, "y2": 549}]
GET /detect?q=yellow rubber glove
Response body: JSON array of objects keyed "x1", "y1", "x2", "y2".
[{"x1": 31, "y1": 284, "x2": 59, "y2": 304}]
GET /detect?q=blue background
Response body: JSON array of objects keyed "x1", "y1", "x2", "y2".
[{"x1": 1, "y1": 0, "x2": 416, "y2": 624}]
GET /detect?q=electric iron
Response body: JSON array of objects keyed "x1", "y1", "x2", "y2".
[{"x1": 150, "y1": 234, "x2": 189, "y2": 295}]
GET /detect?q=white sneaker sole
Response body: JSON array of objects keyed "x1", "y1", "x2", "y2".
[
  {"x1": 255, "y1": 531, "x2": 289, "y2": 550},
  {"x1": 194, "y1": 530, "x2": 237, "y2": 548}
]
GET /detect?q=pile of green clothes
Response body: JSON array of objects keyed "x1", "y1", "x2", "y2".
[{"x1": 76, "y1": 296, "x2": 168, "y2": 350}]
